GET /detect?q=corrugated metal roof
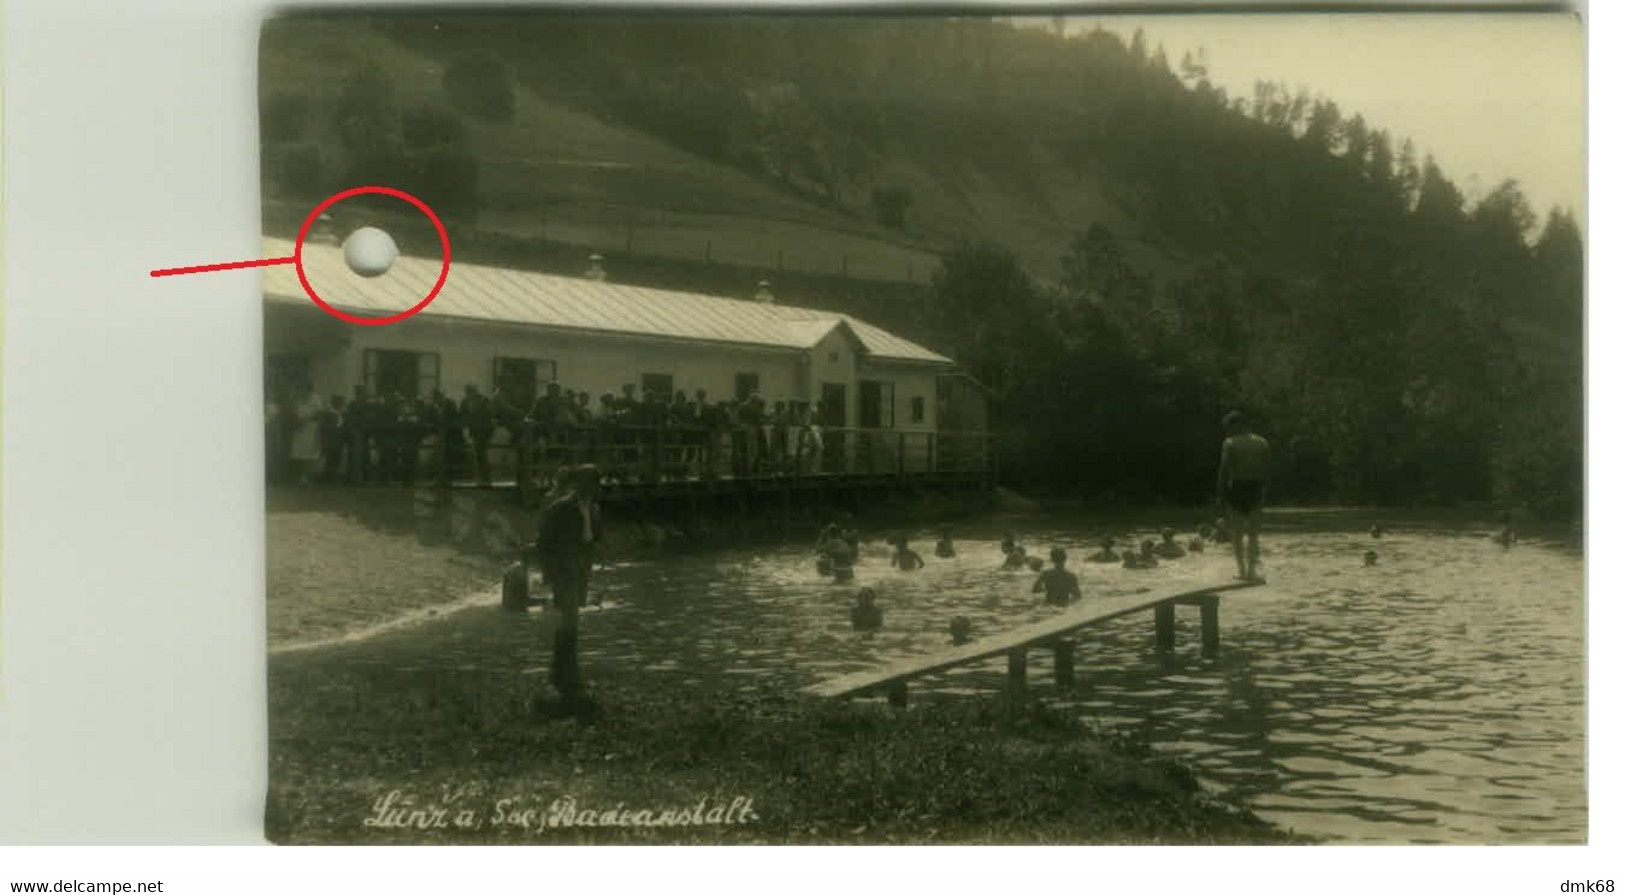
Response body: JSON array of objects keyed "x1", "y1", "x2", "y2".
[{"x1": 261, "y1": 237, "x2": 953, "y2": 366}]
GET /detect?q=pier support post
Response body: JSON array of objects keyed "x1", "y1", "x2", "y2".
[
  {"x1": 1154, "y1": 602, "x2": 1176, "y2": 653},
  {"x1": 1051, "y1": 639, "x2": 1075, "y2": 688},
  {"x1": 887, "y1": 681, "x2": 908, "y2": 709},
  {"x1": 1007, "y1": 648, "x2": 1028, "y2": 699},
  {"x1": 1200, "y1": 595, "x2": 1220, "y2": 659}
]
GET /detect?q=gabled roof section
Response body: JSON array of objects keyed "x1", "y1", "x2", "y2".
[{"x1": 261, "y1": 237, "x2": 953, "y2": 366}]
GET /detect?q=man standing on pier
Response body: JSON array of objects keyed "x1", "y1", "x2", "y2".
[
  {"x1": 534, "y1": 464, "x2": 604, "y2": 719},
  {"x1": 1215, "y1": 410, "x2": 1271, "y2": 583}
]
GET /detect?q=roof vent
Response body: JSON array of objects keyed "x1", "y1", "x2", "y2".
[
  {"x1": 313, "y1": 213, "x2": 340, "y2": 245},
  {"x1": 755, "y1": 280, "x2": 774, "y2": 304},
  {"x1": 585, "y1": 254, "x2": 608, "y2": 282}
]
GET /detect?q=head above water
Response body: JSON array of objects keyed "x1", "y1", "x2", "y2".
[
  {"x1": 572, "y1": 464, "x2": 603, "y2": 500},
  {"x1": 1223, "y1": 410, "x2": 1249, "y2": 435},
  {"x1": 1141, "y1": 539, "x2": 1156, "y2": 555},
  {"x1": 856, "y1": 588, "x2": 877, "y2": 606},
  {"x1": 1050, "y1": 547, "x2": 1067, "y2": 565},
  {"x1": 1161, "y1": 528, "x2": 1175, "y2": 541},
  {"x1": 1364, "y1": 550, "x2": 1378, "y2": 566}
]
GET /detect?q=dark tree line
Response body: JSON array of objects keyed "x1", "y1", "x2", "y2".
[{"x1": 926, "y1": 190, "x2": 1580, "y2": 516}]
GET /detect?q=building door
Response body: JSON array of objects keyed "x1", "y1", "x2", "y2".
[
  {"x1": 820, "y1": 382, "x2": 849, "y2": 473},
  {"x1": 857, "y1": 380, "x2": 894, "y2": 428},
  {"x1": 819, "y1": 382, "x2": 847, "y2": 428}
]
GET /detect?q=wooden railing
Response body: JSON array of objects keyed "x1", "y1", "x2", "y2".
[{"x1": 331, "y1": 422, "x2": 995, "y2": 495}]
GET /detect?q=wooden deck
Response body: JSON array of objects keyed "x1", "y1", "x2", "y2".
[
  {"x1": 344, "y1": 423, "x2": 997, "y2": 507},
  {"x1": 805, "y1": 579, "x2": 1264, "y2": 706}
]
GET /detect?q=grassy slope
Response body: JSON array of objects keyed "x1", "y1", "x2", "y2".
[
  {"x1": 259, "y1": 17, "x2": 1194, "y2": 286},
  {"x1": 262, "y1": 19, "x2": 949, "y2": 285}
]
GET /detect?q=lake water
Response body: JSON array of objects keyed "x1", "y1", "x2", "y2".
[{"x1": 569, "y1": 508, "x2": 1585, "y2": 844}]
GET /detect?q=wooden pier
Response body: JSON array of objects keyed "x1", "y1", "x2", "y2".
[
  {"x1": 334, "y1": 422, "x2": 996, "y2": 508},
  {"x1": 804, "y1": 579, "x2": 1263, "y2": 707}
]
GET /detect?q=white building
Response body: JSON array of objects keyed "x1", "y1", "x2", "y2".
[{"x1": 262, "y1": 236, "x2": 987, "y2": 439}]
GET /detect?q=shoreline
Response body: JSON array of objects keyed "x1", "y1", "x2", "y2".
[{"x1": 268, "y1": 603, "x2": 1309, "y2": 844}]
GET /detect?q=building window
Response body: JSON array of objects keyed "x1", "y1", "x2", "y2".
[
  {"x1": 858, "y1": 380, "x2": 895, "y2": 428},
  {"x1": 910, "y1": 395, "x2": 926, "y2": 424},
  {"x1": 734, "y1": 372, "x2": 760, "y2": 400},
  {"x1": 641, "y1": 372, "x2": 674, "y2": 400},
  {"x1": 364, "y1": 349, "x2": 439, "y2": 399},
  {"x1": 266, "y1": 353, "x2": 310, "y2": 406},
  {"x1": 492, "y1": 357, "x2": 556, "y2": 409}
]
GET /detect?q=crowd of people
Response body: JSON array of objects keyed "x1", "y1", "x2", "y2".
[
  {"x1": 818, "y1": 519, "x2": 1235, "y2": 642},
  {"x1": 264, "y1": 380, "x2": 851, "y2": 487}
]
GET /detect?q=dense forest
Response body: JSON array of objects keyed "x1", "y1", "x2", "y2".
[{"x1": 268, "y1": 14, "x2": 1583, "y2": 519}]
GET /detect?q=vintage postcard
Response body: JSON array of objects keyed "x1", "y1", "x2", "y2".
[{"x1": 260, "y1": 9, "x2": 1584, "y2": 844}]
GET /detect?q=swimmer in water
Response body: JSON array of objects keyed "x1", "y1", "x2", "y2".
[
  {"x1": 842, "y1": 528, "x2": 862, "y2": 563},
  {"x1": 1496, "y1": 512, "x2": 1516, "y2": 548},
  {"x1": 949, "y1": 616, "x2": 973, "y2": 645},
  {"x1": 1370, "y1": 523, "x2": 1384, "y2": 539},
  {"x1": 1002, "y1": 540, "x2": 1029, "y2": 570},
  {"x1": 501, "y1": 547, "x2": 533, "y2": 613},
  {"x1": 1154, "y1": 528, "x2": 1187, "y2": 559},
  {"x1": 1364, "y1": 550, "x2": 1378, "y2": 566},
  {"x1": 892, "y1": 536, "x2": 926, "y2": 571},
  {"x1": 1188, "y1": 530, "x2": 1206, "y2": 553},
  {"x1": 815, "y1": 523, "x2": 842, "y2": 576},
  {"x1": 824, "y1": 535, "x2": 856, "y2": 582},
  {"x1": 850, "y1": 588, "x2": 883, "y2": 631},
  {"x1": 935, "y1": 528, "x2": 956, "y2": 559},
  {"x1": 1032, "y1": 547, "x2": 1082, "y2": 606},
  {"x1": 1087, "y1": 537, "x2": 1120, "y2": 563},
  {"x1": 1125, "y1": 539, "x2": 1159, "y2": 570}
]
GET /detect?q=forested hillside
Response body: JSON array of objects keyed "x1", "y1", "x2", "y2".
[{"x1": 260, "y1": 14, "x2": 1583, "y2": 518}]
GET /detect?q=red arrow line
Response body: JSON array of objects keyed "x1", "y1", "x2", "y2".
[{"x1": 150, "y1": 255, "x2": 296, "y2": 278}]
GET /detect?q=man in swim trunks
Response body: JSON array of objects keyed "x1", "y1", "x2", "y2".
[{"x1": 1215, "y1": 410, "x2": 1271, "y2": 583}]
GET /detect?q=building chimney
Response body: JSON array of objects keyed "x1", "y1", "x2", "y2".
[
  {"x1": 585, "y1": 254, "x2": 608, "y2": 282},
  {"x1": 755, "y1": 280, "x2": 774, "y2": 303}
]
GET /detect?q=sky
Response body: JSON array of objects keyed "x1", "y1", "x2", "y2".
[{"x1": 1059, "y1": 12, "x2": 1585, "y2": 228}]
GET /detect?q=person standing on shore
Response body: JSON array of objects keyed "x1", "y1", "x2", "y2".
[
  {"x1": 1215, "y1": 410, "x2": 1271, "y2": 583},
  {"x1": 534, "y1": 464, "x2": 604, "y2": 719}
]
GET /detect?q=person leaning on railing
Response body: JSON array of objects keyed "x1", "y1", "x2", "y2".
[{"x1": 461, "y1": 384, "x2": 496, "y2": 488}]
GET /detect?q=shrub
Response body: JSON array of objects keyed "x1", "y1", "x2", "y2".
[{"x1": 443, "y1": 54, "x2": 516, "y2": 124}]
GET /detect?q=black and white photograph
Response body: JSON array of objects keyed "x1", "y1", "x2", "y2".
[{"x1": 257, "y1": 8, "x2": 1584, "y2": 846}]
